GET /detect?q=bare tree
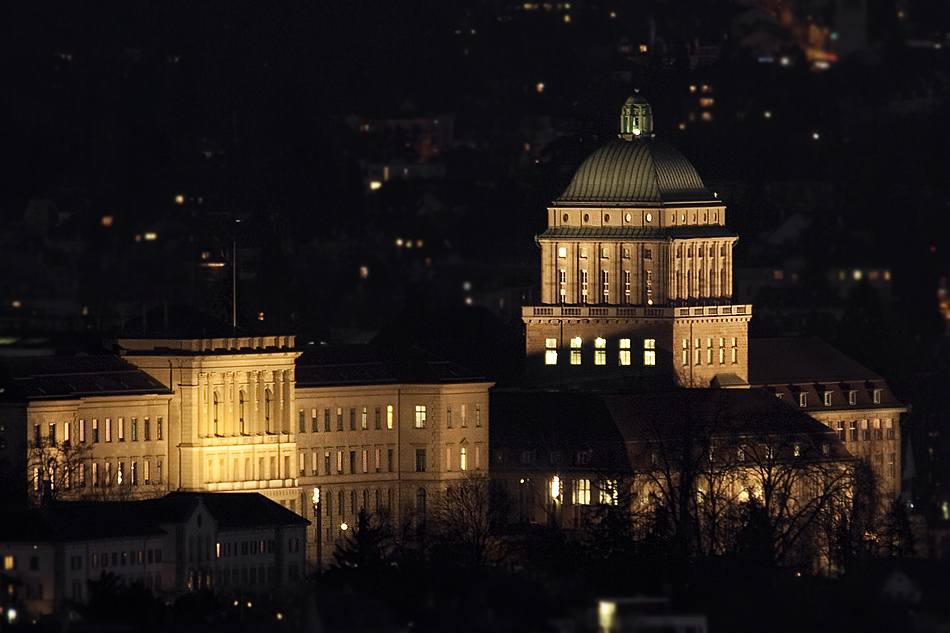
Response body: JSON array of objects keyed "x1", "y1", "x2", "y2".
[
  {"x1": 26, "y1": 435, "x2": 91, "y2": 504},
  {"x1": 436, "y1": 473, "x2": 507, "y2": 568}
]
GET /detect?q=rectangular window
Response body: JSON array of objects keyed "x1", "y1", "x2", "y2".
[
  {"x1": 337, "y1": 451, "x2": 344, "y2": 473},
  {"x1": 337, "y1": 408, "x2": 343, "y2": 431},
  {"x1": 719, "y1": 347, "x2": 725, "y2": 364},
  {"x1": 312, "y1": 408, "x2": 318, "y2": 432},
  {"x1": 93, "y1": 419, "x2": 99, "y2": 443},
  {"x1": 157, "y1": 418, "x2": 163, "y2": 440},
  {"x1": 824, "y1": 391, "x2": 833, "y2": 406},
  {"x1": 375, "y1": 407, "x2": 381, "y2": 429},
  {"x1": 446, "y1": 447, "x2": 451, "y2": 471},
  {"x1": 798, "y1": 392, "x2": 807, "y2": 407},
  {"x1": 873, "y1": 389, "x2": 882, "y2": 404},
  {"x1": 888, "y1": 453, "x2": 896, "y2": 478},
  {"x1": 558, "y1": 246, "x2": 566, "y2": 258},
  {"x1": 570, "y1": 337, "x2": 582, "y2": 365},
  {"x1": 601, "y1": 270, "x2": 609, "y2": 303},
  {"x1": 375, "y1": 449, "x2": 380, "y2": 471},
  {"x1": 573, "y1": 479, "x2": 591, "y2": 505},
  {"x1": 117, "y1": 418, "x2": 124, "y2": 442},
  {"x1": 143, "y1": 418, "x2": 150, "y2": 441},
  {"x1": 545, "y1": 338, "x2": 558, "y2": 365},
  {"x1": 131, "y1": 418, "x2": 138, "y2": 441},
  {"x1": 311, "y1": 451, "x2": 317, "y2": 475},
  {"x1": 324, "y1": 452, "x2": 331, "y2": 475},
  {"x1": 92, "y1": 463, "x2": 99, "y2": 487},
  {"x1": 361, "y1": 407, "x2": 368, "y2": 430},
  {"x1": 388, "y1": 448, "x2": 394, "y2": 472},
  {"x1": 848, "y1": 390, "x2": 857, "y2": 405},
  {"x1": 461, "y1": 404, "x2": 467, "y2": 427},
  {"x1": 130, "y1": 461, "x2": 138, "y2": 485},
  {"x1": 580, "y1": 270, "x2": 589, "y2": 303},
  {"x1": 144, "y1": 460, "x2": 150, "y2": 485},
  {"x1": 623, "y1": 270, "x2": 632, "y2": 304},
  {"x1": 850, "y1": 420, "x2": 858, "y2": 441},
  {"x1": 47, "y1": 422, "x2": 56, "y2": 445},
  {"x1": 476, "y1": 405, "x2": 482, "y2": 427},
  {"x1": 446, "y1": 406, "x2": 453, "y2": 428},
  {"x1": 300, "y1": 453, "x2": 306, "y2": 476},
  {"x1": 387, "y1": 405, "x2": 394, "y2": 429},
  {"x1": 105, "y1": 418, "x2": 112, "y2": 442},
  {"x1": 79, "y1": 419, "x2": 85, "y2": 443},
  {"x1": 63, "y1": 421, "x2": 71, "y2": 445},
  {"x1": 460, "y1": 447, "x2": 467, "y2": 471},
  {"x1": 837, "y1": 421, "x2": 845, "y2": 442},
  {"x1": 157, "y1": 460, "x2": 163, "y2": 484},
  {"x1": 415, "y1": 449, "x2": 427, "y2": 472},
  {"x1": 643, "y1": 339, "x2": 656, "y2": 366},
  {"x1": 350, "y1": 408, "x2": 356, "y2": 431},
  {"x1": 362, "y1": 450, "x2": 368, "y2": 473},
  {"x1": 299, "y1": 410, "x2": 306, "y2": 433},
  {"x1": 559, "y1": 269, "x2": 567, "y2": 302},
  {"x1": 414, "y1": 405, "x2": 427, "y2": 429},
  {"x1": 619, "y1": 339, "x2": 631, "y2": 366},
  {"x1": 595, "y1": 337, "x2": 606, "y2": 365}
]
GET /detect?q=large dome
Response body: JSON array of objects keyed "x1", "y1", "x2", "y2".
[{"x1": 555, "y1": 137, "x2": 715, "y2": 205}]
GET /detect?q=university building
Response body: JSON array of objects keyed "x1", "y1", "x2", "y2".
[
  {"x1": 522, "y1": 94, "x2": 752, "y2": 388},
  {"x1": 0, "y1": 322, "x2": 491, "y2": 577}
]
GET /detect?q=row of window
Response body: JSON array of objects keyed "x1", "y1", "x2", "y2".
[
  {"x1": 561, "y1": 210, "x2": 719, "y2": 225},
  {"x1": 34, "y1": 417, "x2": 163, "y2": 446},
  {"x1": 558, "y1": 243, "x2": 726, "y2": 260},
  {"x1": 544, "y1": 337, "x2": 656, "y2": 366},
  {"x1": 834, "y1": 419, "x2": 896, "y2": 443},
  {"x1": 314, "y1": 486, "x2": 427, "y2": 520},
  {"x1": 91, "y1": 548, "x2": 163, "y2": 569},
  {"x1": 791, "y1": 389, "x2": 884, "y2": 407},
  {"x1": 681, "y1": 337, "x2": 739, "y2": 366},
  {"x1": 295, "y1": 404, "x2": 482, "y2": 433},
  {"x1": 206, "y1": 455, "x2": 294, "y2": 483},
  {"x1": 32, "y1": 459, "x2": 164, "y2": 490},
  {"x1": 214, "y1": 538, "x2": 297, "y2": 558}
]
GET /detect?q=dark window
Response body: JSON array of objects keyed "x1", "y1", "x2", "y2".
[
  {"x1": 299, "y1": 410, "x2": 306, "y2": 433},
  {"x1": 388, "y1": 449, "x2": 394, "y2": 472},
  {"x1": 337, "y1": 409, "x2": 343, "y2": 431},
  {"x1": 324, "y1": 453, "x2": 331, "y2": 475},
  {"x1": 415, "y1": 449, "x2": 426, "y2": 472},
  {"x1": 324, "y1": 409, "x2": 331, "y2": 432},
  {"x1": 157, "y1": 418, "x2": 163, "y2": 440},
  {"x1": 312, "y1": 410, "x2": 318, "y2": 432},
  {"x1": 350, "y1": 408, "x2": 356, "y2": 431},
  {"x1": 350, "y1": 451, "x2": 356, "y2": 474},
  {"x1": 375, "y1": 407, "x2": 381, "y2": 429},
  {"x1": 144, "y1": 418, "x2": 150, "y2": 441}
]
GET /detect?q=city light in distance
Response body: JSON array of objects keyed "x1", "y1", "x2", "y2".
[
  {"x1": 175, "y1": 195, "x2": 184, "y2": 204},
  {"x1": 101, "y1": 216, "x2": 113, "y2": 226},
  {"x1": 536, "y1": 82, "x2": 545, "y2": 93}
]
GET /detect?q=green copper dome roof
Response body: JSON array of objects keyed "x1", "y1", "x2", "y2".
[{"x1": 555, "y1": 137, "x2": 715, "y2": 205}]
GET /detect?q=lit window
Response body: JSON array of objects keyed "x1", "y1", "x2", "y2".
[
  {"x1": 824, "y1": 391, "x2": 833, "y2": 406},
  {"x1": 848, "y1": 390, "x2": 857, "y2": 405},
  {"x1": 558, "y1": 247, "x2": 566, "y2": 258},
  {"x1": 619, "y1": 339, "x2": 631, "y2": 366},
  {"x1": 573, "y1": 479, "x2": 591, "y2": 505},
  {"x1": 387, "y1": 405, "x2": 394, "y2": 429},
  {"x1": 873, "y1": 389, "x2": 882, "y2": 404},
  {"x1": 580, "y1": 248, "x2": 588, "y2": 258},
  {"x1": 580, "y1": 270, "x2": 589, "y2": 303},
  {"x1": 460, "y1": 447, "x2": 467, "y2": 471},
  {"x1": 545, "y1": 338, "x2": 558, "y2": 365},
  {"x1": 595, "y1": 338, "x2": 606, "y2": 365},
  {"x1": 601, "y1": 247, "x2": 609, "y2": 258},
  {"x1": 414, "y1": 405, "x2": 427, "y2": 429},
  {"x1": 570, "y1": 337, "x2": 582, "y2": 365},
  {"x1": 799, "y1": 392, "x2": 807, "y2": 407},
  {"x1": 682, "y1": 339, "x2": 689, "y2": 366},
  {"x1": 643, "y1": 339, "x2": 656, "y2": 366},
  {"x1": 599, "y1": 480, "x2": 618, "y2": 505},
  {"x1": 601, "y1": 270, "x2": 609, "y2": 302}
]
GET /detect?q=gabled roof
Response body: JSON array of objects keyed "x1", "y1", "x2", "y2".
[
  {"x1": 168, "y1": 492, "x2": 309, "y2": 529},
  {"x1": 749, "y1": 337, "x2": 883, "y2": 384},
  {"x1": 0, "y1": 354, "x2": 170, "y2": 402}
]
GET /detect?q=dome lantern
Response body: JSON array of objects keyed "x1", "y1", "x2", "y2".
[{"x1": 620, "y1": 92, "x2": 654, "y2": 140}]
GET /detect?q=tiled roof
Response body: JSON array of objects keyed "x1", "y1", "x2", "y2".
[
  {"x1": 295, "y1": 344, "x2": 488, "y2": 388},
  {"x1": 748, "y1": 337, "x2": 883, "y2": 384},
  {"x1": 555, "y1": 138, "x2": 716, "y2": 205},
  {"x1": 0, "y1": 355, "x2": 170, "y2": 402},
  {"x1": 164, "y1": 493, "x2": 309, "y2": 529}
]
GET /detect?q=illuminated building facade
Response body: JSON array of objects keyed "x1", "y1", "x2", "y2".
[
  {"x1": 0, "y1": 334, "x2": 490, "y2": 573},
  {"x1": 522, "y1": 94, "x2": 752, "y2": 388}
]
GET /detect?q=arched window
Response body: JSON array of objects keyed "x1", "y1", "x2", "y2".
[{"x1": 416, "y1": 487, "x2": 427, "y2": 515}]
